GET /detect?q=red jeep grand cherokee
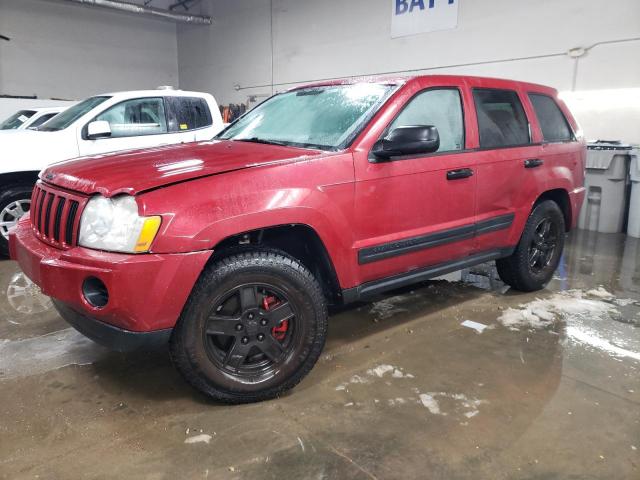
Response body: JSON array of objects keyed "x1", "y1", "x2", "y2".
[{"x1": 10, "y1": 76, "x2": 585, "y2": 403}]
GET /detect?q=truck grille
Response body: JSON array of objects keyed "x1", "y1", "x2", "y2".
[{"x1": 30, "y1": 183, "x2": 87, "y2": 249}]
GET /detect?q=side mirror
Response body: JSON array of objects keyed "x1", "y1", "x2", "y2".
[
  {"x1": 371, "y1": 125, "x2": 440, "y2": 161},
  {"x1": 86, "y1": 120, "x2": 112, "y2": 140}
]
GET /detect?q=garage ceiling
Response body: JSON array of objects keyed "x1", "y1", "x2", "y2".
[{"x1": 54, "y1": 0, "x2": 210, "y2": 24}]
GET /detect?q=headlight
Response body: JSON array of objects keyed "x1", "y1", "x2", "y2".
[{"x1": 78, "y1": 195, "x2": 161, "y2": 253}]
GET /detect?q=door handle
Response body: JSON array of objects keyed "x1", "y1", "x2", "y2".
[
  {"x1": 446, "y1": 168, "x2": 474, "y2": 180},
  {"x1": 524, "y1": 158, "x2": 544, "y2": 168}
]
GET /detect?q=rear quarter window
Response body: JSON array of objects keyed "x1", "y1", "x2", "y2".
[
  {"x1": 528, "y1": 93, "x2": 574, "y2": 142},
  {"x1": 166, "y1": 97, "x2": 212, "y2": 132}
]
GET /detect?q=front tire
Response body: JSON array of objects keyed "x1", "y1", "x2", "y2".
[
  {"x1": 496, "y1": 200, "x2": 565, "y2": 292},
  {"x1": 170, "y1": 249, "x2": 328, "y2": 404},
  {"x1": 0, "y1": 185, "x2": 34, "y2": 257}
]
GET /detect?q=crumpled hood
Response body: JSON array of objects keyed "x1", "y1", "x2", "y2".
[{"x1": 42, "y1": 140, "x2": 329, "y2": 196}]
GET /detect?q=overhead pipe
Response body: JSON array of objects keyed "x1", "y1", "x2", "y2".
[{"x1": 59, "y1": 0, "x2": 212, "y2": 25}]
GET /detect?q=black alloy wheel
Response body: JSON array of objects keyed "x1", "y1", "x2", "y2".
[
  {"x1": 528, "y1": 217, "x2": 558, "y2": 274},
  {"x1": 204, "y1": 283, "x2": 297, "y2": 377},
  {"x1": 170, "y1": 249, "x2": 328, "y2": 403},
  {"x1": 496, "y1": 200, "x2": 565, "y2": 292}
]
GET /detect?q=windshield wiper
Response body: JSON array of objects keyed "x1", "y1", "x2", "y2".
[{"x1": 236, "y1": 137, "x2": 291, "y2": 147}]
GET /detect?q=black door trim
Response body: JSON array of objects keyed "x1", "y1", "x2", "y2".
[
  {"x1": 344, "y1": 247, "x2": 515, "y2": 303},
  {"x1": 358, "y1": 213, "x2": 515, "y2": 265}
]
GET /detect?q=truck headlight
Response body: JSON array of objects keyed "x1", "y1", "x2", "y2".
[{"x1": 78, "y1": 195, "x2": 161, "y2": 253}]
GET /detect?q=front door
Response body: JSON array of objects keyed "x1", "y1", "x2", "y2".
[
  {"x1": 77, "y1": 97, "x2": 193, "y2": 157},
  {"x1": 353, "y1": 86, "x2": 477, "y2": 285}
]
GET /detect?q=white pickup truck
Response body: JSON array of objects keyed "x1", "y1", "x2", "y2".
[{"x1": 0, "y1": 88, "x2": 223, "y2": 254}]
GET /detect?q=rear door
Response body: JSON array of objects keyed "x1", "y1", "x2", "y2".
[
  {"x1": 353, "y1": 80, "x2": 477, "y2": 284},
  {"x1": 470, "y1": 84, "x2": 542, "y2": 253},
  {"x1": 527, "y1": 91, "x2": 582, "y2": 197}
]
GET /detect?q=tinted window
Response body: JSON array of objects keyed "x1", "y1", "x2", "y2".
[
  {"x1": 29, "y1": 113, "x2": 59, "y2": 129},
  {"x1": 40, "y1": 96, "x2": 110, "y2": 131},
  {"x1": 473, "y1": 89, "x2": 530, "y2": 148},
  {"x1": 95, "y1": 97, "x2": 167, "y2": 138},
  {"x1": 0, "y1": 110, "x2": 36, "y2": 130},
  {"x1": 529, "y1": 94, "x2": 573, "y2": 142},
  {"x1": 389, "y1": 88, "x2": 464, "y2": 153},
  {"x1": 166, "y1": 97, "x2": 212, "y2": 132}
]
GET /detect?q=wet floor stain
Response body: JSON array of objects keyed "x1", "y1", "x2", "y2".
[
  {"x1": 0, "y1": 327, "x2": 108, "y2": 379},
  {"x1": 0, "y1": 230, "x2": 639, "y2": 479},
  {"x1": 5, "y1": 271, "x2": 52, "y2": 316}
]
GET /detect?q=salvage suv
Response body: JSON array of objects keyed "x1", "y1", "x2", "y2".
[{"x1": 10, "y1": 76, "x2": 585, "y2": 403}]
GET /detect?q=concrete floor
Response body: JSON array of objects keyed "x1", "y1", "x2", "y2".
[{"x1": 0, "y1": 230, "x2": 639, "y2": 480}]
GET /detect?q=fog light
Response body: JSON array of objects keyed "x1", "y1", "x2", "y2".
[{"x1": 82, "y1": 277, "x2": 108, "y2": 308}]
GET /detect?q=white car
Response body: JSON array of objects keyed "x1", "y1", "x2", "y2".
[
  {"x1": 0, "y1": 107, "x2": 67, "y2": 131},
  {"x1": 0, "y1": 88, "x2": 223, "y2": 254}
]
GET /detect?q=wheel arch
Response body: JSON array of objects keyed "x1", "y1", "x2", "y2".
[
  {"x1": 0, "y1": 171, "x2": 40, "y2": 189},
  {"x1": 533, "y1": 188, "x2": 572, "y2": 232},
  {"x1": 210, "y1": 224, "x2": 343, "y2": 304}
]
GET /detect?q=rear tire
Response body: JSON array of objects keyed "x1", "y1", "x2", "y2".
[
  {"x1": 496, "y1": 200, "x2": 565, "y2": 292},
  {"x1": 0, "y1": 184, "x2": 34, "y2": 257},
  {"x1": 170, "y1": 249, "x2": 328, "y2": 404}
]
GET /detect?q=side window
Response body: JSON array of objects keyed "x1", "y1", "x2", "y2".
[
  {"x1": 389, "y1": 88, "x2": 464, "y2": 153},
  {"x1": 528, "y1": 93, "x2": 573, "y2": 142},
  {"x1": 166, "y1": 97, "x2": 213, "y2": 132},
  {"x1": 473, "y1": 89, "x2": 530, "y2": 148},
  {"x1": 95, "y1": 97, "x2": 167, "y2": 138}
]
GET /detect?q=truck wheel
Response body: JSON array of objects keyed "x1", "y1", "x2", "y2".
[
  {"x1": 170, "y1": 249, "x2": 328, "y2": 403},
  {"x1": 496, "y1": 200, "x2": 565, "y2": 292},
  {"x1": 0, "y1": 185, "x2": 34, "y2": 257}
]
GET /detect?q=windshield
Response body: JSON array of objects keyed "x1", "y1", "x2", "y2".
[
  {"x1": 0, "y1": 110, "x2": 36, "y2": 130},
  {"x1": 218, "y1": 83, "x2": 394, "y2": 150},
  {"x1": 39, "y1": 96, "x2": 110, "y2": 131}
]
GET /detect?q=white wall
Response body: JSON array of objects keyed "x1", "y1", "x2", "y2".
[
  {"x1": 177, "y1": 0, "x2": 640, "y2": 143},
  {"x1": 177, "y1": 1, "x2": 273, "y2": 104},
  {"x1": 562, "y1": 88, "x2": 640, "y2": 145},
  {"x1": 0, "y1": 0, "x2": 180, "y2": 100}
]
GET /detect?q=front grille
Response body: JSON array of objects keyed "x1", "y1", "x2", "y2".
[{"x1": 30, "y1": 183, "x2": 87, "y2": 249}]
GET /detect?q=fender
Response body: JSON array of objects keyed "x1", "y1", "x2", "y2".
[{"x1": 139, "y1": 155, "x2": 358, "y2": 288}]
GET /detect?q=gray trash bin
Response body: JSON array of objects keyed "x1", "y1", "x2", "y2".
[
  {"x1": 578, "y1": 141, "x2": 633, "y2": 233},
  {"x1": 628, "y1": 149, "x2": 640, "y2": 238}
]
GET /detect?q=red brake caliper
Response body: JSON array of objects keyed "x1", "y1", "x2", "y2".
[{"x1": 263, "y1": 295, "x2": 288, "y2": 341}]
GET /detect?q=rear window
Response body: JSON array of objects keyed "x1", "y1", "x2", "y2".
[
  {"x1": 528, "y1": 93, "x2": 573, "y2": 142},
  {"x1": 473, "y1": 89, "x2": 530, "y2": 148},
  {"x1": 166, "y1": 97, "x2": 212, "y2": 132}
]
